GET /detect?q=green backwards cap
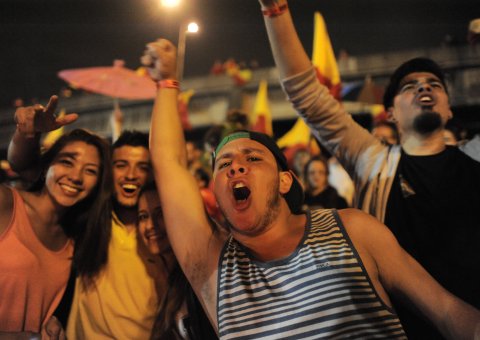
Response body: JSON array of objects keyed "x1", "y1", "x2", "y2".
[{"x1": 212, "y1": 131, "x2": 304, "y2": 214}]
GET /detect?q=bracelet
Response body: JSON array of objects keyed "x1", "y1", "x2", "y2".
[
  {"x1": 156, "y1": 79, "x2": 180, "y2": 90},
  {"x1": 262, "y1": 3, "x2": 288, "y2": 17}
]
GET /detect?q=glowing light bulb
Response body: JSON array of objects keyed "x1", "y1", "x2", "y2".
[
  {"x1": 160, "y1": 0, "x2": 180, "y2": 8},
  {"x1": 187, "y1": 22, "x2": 199, "y2": 33}
]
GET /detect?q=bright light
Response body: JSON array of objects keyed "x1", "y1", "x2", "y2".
[
  {"x1": 187, "y1": 22, "x2": 199, "y2": 33},
  {"x1": 160, "y1": 0, "x2": 180, "y2": 8}
]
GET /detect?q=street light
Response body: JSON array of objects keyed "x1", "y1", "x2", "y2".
[
  {"x1": 160, "y1": 0, "x2": 181, "y2": 8},
  {"x1": 159, "y1": 0, "x2": 198, "y2": 80},
  {"x1": 177, "y1": 21, "x2": 199, "y2": 81}
]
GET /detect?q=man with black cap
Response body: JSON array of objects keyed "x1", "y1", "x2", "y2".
[
  {"x1": 258, "y1": 0, "x2": 480, "y2": 338},
  {"x1": 143, "y1": 37, "x2": 480, "y2": 339}
]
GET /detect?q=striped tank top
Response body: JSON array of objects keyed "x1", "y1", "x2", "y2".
[{"x1": 217, "y1": 209, "x2": 406, "y2": 339}]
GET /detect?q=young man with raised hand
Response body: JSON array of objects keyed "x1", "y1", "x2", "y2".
[
  {"x1": 258, "y1": 1, "x2": 480, "y2": 338},
  {"x1": 142, "y1": 37, "x2": 480, "y2": 339}
]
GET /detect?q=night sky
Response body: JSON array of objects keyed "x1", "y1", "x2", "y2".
[{"x1": 1, "y1": 0, "x2": 478, "y2": 108}]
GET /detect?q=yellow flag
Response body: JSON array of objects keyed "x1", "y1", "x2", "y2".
[
  {"x1": 277, "y1": 119, "x2": 310, "y2": 148},
  {"x1": 312, "y1": 11, "x2": 341, "y2": 99},
  {"x1": 250, "y1": 80, "x2": 273, "y2": 136}
]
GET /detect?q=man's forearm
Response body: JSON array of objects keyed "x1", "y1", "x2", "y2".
[
  {"x1": 261, "y1": 0, "x2": 312, "y2": 79},
  {"x1": 440, "y1": 297, "x2": 480, "y2": 340},
  {"x1": 7, "y1": 128, "x2": 41, "y2": 173},
  {"x1": 150, "y1": 86, "x2": 187, "y2": 169}
]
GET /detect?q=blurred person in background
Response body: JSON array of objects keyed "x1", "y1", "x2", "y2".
[{"x1": 303, "y1": 155, "x2": 348, "y2": 210}]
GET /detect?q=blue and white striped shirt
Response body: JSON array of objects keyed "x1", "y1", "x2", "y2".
[{"x1": 217, "y1": 209, "x2": 406, "y2": 339}]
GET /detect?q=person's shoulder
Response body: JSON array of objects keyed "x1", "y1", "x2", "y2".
[
  {"x1": 337, "y1": 208, "x2": 369, "y2": 221},
  {"x1": 337, "y1": 208, "x2": 388, "y2": 240},
  {"x1": 458, "y1": 135, "x2": 480, "y2": 162}
]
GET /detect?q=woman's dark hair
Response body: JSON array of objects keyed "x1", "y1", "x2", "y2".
[
  {"x1": 303, "y1": 155, "x2": 329, "y2": 194},
  {"x1": 151, "y1": 265, "x2": 217, "y2": 340},
  {"x1": 30, "y1": 129, "x2": 113, "y2": 284},
  {"x1": 139, "y1": 185, "x2": 217, "y2": 340}
]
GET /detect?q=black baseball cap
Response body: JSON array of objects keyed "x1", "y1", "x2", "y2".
[
  {"x1": 213, "y1": 131, "x2": 304, "y2": 214},
  {"x1": 383, "y1": 57, "x2": 448, "y2": 109}
]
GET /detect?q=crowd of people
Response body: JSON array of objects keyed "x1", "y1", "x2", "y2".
[{"x1": 1, "y1": 0, "x2": 480, "y2": 339}]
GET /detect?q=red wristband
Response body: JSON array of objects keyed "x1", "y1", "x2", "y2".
[
  {"x1": 156, "y1": 79, "x2": 180, "y2": 90},
  {"x1": 262, "y1": 3, "x2": 288, "y2": 17}
]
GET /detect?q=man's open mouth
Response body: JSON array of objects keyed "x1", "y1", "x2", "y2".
[
  {"x1": 122, "y1": 183, "x2": 138, "y2": 194},
  {"x1": 233, "y1": 183, "x2": 251, "y2": 201},
  {"x1": 417, "y1": 94, "x2": 436, "y2": 107}
]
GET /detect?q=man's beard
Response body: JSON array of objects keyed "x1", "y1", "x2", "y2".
[
  {"x1": 413, "y1": 110, "x2": 442, "y2": 134},
  {"x1": 221, "y1": 179, "x2": 281, "y2": 237}
]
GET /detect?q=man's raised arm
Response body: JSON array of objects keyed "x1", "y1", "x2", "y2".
[
  {"x1": 259, "y1": 0, "x2": 311, "y2": 79},
  {"x1": 143, "y1": 39, "x2": 225, "y2": 299}
]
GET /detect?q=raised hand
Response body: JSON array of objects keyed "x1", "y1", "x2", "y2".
[
  {"x1": 141, "y1": 39, "x2": 178, "y2": 81},
  {"x1": 14, "y1": 95, "x2": 78, "y2": 137}
]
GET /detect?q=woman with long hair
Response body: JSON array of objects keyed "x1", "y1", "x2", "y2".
[
  {"x1": 137, "y1": 184, "x2": 217, "y2": 340},
  {"x1": 1, "y1": 99, "x2": 112, "y2": 337}
]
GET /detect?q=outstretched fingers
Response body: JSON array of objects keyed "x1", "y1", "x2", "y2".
[
  {"x1": 43, "y1": 95, "x2": 59, "y2": 116},
  {"x1": 55, "y1": 113, "x2": 79, "y2": 129}
]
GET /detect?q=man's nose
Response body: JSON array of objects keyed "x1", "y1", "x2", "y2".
[
  {"x1": 228, "y1": 162, "x2": 247, "y2": 177},
  {"x1": 417, "y1": 82, "x2": 433, "y2": 93},
  {"x1": 125, "y1": 167, "x2": 137, "y2": 180}
]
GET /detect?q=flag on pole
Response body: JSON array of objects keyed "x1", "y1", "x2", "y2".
[
  {"x1": 277, "y1": 118, "x2": 313, "y2": 149},
  {"x1": 312, "y1": 11, "x2": 341, "y2": 100},
  {"x1": 250, "y1": 80, "x2": 273, "y2": 136}
]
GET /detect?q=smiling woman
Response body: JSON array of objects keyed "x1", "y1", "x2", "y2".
[
  {"x1": 0, "y1": 102, "x2": 112, "y2": 337},
  {"x1": 136, "y1": 183, "x2": 217, "y2": 340}
]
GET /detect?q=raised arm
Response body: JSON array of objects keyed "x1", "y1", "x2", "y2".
[
  {"x1": 259, "y1": 0, "x2": 311, "y2": 79},
  {"x1": 340, "y1": 209, "x2": 480, "y2": 340},
  {"x1": 7, "y1": 95, "x2": 78, "y2": 181},
  {"x1": 142, "y1": 39, "x2": 225, "y2": 322}
]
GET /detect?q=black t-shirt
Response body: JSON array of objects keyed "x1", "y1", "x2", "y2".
[
  {"x1": 304, "y1": 185, "x2": 349, "y2": 210},
  {"x1": 385, "y1": 146, "x2": 480, "y2": 339}
]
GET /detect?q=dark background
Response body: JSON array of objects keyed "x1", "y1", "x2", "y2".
[{"x1": 1, "y1": 0, "x2": 478, "y2": 109}]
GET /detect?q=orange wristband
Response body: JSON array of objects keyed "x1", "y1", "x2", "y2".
[
  {"x1": 156, "y1": 79, "x2": 180, "y2": 90},
  {"x1": 262, "y1": 3, "x2": 288, "y2": 17}
]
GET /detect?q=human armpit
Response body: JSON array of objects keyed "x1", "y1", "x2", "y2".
[
  {"x1": 156, "y1": 161, "x2": 225, "y2": 286},
  {"x1": 337, "y1": 209, "x2": 393, "y2": 308},
  {"x1": 340, "y1": 209, "x2": 480, "y2": 339}
]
